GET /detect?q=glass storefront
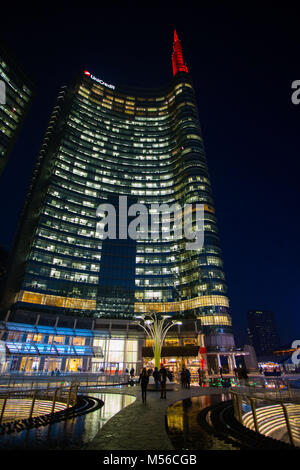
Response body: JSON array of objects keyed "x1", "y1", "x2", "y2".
[
  {"x1": 0, "y1": 322, "x2": 140, "y2": 374},
  {"x1": 91, "y1": 336, "x2": 138, "y2": 374}
]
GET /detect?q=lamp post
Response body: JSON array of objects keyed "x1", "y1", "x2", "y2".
[{"x1": 135, "y1": 312, "x2": 182, "y2": 369}]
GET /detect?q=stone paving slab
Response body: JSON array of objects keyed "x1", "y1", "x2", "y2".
[{"x1": 87, "y1": 385, "x2": 227, "y2": 451}]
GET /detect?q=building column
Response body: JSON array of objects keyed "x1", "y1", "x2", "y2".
[
  {"x1": 38, "y1": 357, "x2": 45, "y2": 372},
  {"x1": 61, "y1": 357, "x2": 67, "y2": 372},
  {"x1": 232, "y1": 354, "x2": 237, "y2": 368},
  {"x1": 228, "y1": 355, "x2": 234, "y2": 373}
]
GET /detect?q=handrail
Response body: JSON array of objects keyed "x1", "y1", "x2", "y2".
[
  {"x1": 231, "y1": 388, "x2": 300, "y2": 447},
  {"x1": 0, "y1": 382, "x2": 78, "y2": 425}
]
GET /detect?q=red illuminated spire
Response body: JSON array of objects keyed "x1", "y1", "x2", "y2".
[{"x1": 172, "y1": 29, "x2": 188, "y2": 76}]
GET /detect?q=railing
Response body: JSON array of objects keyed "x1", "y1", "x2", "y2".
[
  {"x1": 0, "y1": 383, "x2": 79, "y2": 425},
  {"x1": 0, "y1": 372, "x2": 129, "y2": 391},
  {"x1": 231, "y1": 382, "x2": 300, "y2": 447}
]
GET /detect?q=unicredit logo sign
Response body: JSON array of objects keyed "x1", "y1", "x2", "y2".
[{"x1": 84, "y1": 70, "x2": 115, "y2": 90}]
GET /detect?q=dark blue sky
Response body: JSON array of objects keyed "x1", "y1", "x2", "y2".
[{"x1": 0, "y1": 5, "x2": 299, "y2": 346}]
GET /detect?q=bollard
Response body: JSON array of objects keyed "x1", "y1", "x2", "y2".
[
  {"x1": 281, "y1": 403, "x2": 295, "y2": 447},
  {"x1": 235, "y1": 394, "x2": 243, "y2": 423},
  {"x1": 249, "y1": 398, "x2": 259, "y2": 433},
  {"x1": 51, "y1": 388, "x2": 58, "y2": 414},
  {"x1": 66, "y1": 384, "x2": 73, "y2": 409},
  {"x1": 0, "y1": 396, "x2": 8, "y2": 425},
  {"x1": 74, "y1": 384, "x2": 79, "y2": 406},
  {"x1": 28, "y1": 390, "x2": 38, "y2": 420},
  {"x1": 286, "y1": 380, "x2": 293, "y2": 400}
]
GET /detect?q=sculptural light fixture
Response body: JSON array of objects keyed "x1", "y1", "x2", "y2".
[{"x1": 135, "y1": 312, "x2": 182, "y2": 368}]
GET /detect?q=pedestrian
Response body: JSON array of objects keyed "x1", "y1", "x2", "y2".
[
  {"x1": 186, "y1": 368, "x2": 191, "y2": 389},
  {"x1": 234, "y1": 367, "x2": 238, "y2": 378},
  {"x1": 166, "y1": 369, "x2": 173, "y2": 382},
  {"x1": 138, "y1": 367, "x2": 149, "y2": 403},
  {"x1": 197, "y1": 367, "x2": 203, "y2": 386},
  {"x1": 159, "y1": 365, "x2": 168, "y2": 399},
  {"x1": 241, "y1": 366, "x2": 249, "y2": 386},
  {"x1": 180, "y1": 367, "x2": 187, "y2": 389},
  {"x1": 130, "y1": 367, "x2": 135, "y2": 378},
  {"x1": 219, "y1": 366, "x2": 223, "y2": 378},
  {"x1": 153, "y1": 366, "x2": 160, "y2": 391}
]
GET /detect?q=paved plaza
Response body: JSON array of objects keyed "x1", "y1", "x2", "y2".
[{"x1": 87, "y1": 384, "x2": 230, "y2": 451}]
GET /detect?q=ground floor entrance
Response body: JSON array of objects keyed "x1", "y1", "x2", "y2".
[
  {"x1": 2, "y1": 355, "x2": 88, "y2": 373},
  {"x1": 90, "y1": 360, "x2": 140, "y2": 375}
]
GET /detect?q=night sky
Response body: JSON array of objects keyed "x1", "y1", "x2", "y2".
[{"x1": 0, "y1": 5, "x2": 299, "y2": 346}]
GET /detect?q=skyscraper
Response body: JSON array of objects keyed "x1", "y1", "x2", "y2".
[
  {"x1": 0, "y1": 31, "x2": 238, "y2": 374},
  {"x1": 247, "y1": 310, "x2": 280, "y2": 357},
  {"x1": 0, "y1": 45, "x2": 33, "y2": 175}
]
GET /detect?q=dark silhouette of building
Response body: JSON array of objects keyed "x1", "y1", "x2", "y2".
[{"x1": 247, "y1": 310, "x2": 280, "y2": 357}]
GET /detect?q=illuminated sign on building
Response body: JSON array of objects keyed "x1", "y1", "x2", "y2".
[{"x1": 84, "y1": 70, "x2": 115, "y2": 90}]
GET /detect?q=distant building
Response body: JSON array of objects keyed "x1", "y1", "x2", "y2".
[
  {"x1": 0, "y1": 44, "x2": 33, "y2": 174},
  {"x1": 243, "y1": 344, "x2": 258, "y2": 372},
  {"x1": 247, "y1": 310, "x2": 280, "y2": 358}
]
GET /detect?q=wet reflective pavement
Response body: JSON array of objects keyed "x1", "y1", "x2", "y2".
[
  {"x1": 0, "y1": 392, "x2": 136, "y2": 450},
  {"x1": 166, "y1": 394, "x2": 238, "y2": 450}
]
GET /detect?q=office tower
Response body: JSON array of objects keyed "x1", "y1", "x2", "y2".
[
  {"x1": 0, "y1": 31, "x2": 237, "y2": 374},
  {"x1": 0, "y1": 45, "x2": 33, "y2": 174},
  {"x1": 247, "y1": 310, "x2": 280, "y2": 357}
]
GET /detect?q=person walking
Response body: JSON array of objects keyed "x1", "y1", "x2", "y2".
[
  {"x1": 219, "y1": 366, "x2": 223, "y2": 378},
  {"x1": 167, "y1": 369, "x2": 173, "y2": 382},
  {"x1": 186, "y1": 368, "x2": 191, "y2": 389},
  {"x1": 153, "y1": 366, "x2": 160, "y2": 391},
  {"x1": 180, "y1": 367, "x2": 187, "y2": 389},
  {"x1": 159, "y1": 365, "x2": 168, "y2": 399},
  {"x1": 139, "y1": 367, "x2": 149, "y2": 404},
  {"x1": 197, "y1": 368, "x2": 203, "y2": 386}
]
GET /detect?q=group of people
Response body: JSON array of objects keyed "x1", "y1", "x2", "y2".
[
  {"x1": 180, "y1": 367, "x2": 191, "y2": 389},
  {"x1": 138, "y1": 366, "x2": 170, "y2": 403},
  {"x1": 132, "y1": 364, "x2": 251, "y2": 403}
]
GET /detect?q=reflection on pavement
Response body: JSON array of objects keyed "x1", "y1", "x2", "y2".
[
  {"x1": 166, "y1": 394, "x2": 234, "y2": 450},
  {"x1": 0, "y1": 392, "x2": 136, "y2": 450}
]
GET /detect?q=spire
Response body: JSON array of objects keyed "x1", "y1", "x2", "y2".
[{"x1": 172, "y1": 29, "x2": 188, "y2": 76}]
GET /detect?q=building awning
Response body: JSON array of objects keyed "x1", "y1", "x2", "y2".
[
  {"x1": 5, "y1": 342, "x2": 95, "y2": 357},
  {"x1": 3, "y1": 322, "x2": 94, "y2": 337},
  {"x1": 142, "y1": 345, "x2": 201, "y2": 358}
]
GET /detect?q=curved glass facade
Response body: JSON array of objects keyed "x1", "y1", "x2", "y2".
[
  {"x1": 4, "y1": 44, "x2": 233, "y2": 342},
  {"x1": 0, "y1": 46, "x2": 33, "y2": 174}
]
